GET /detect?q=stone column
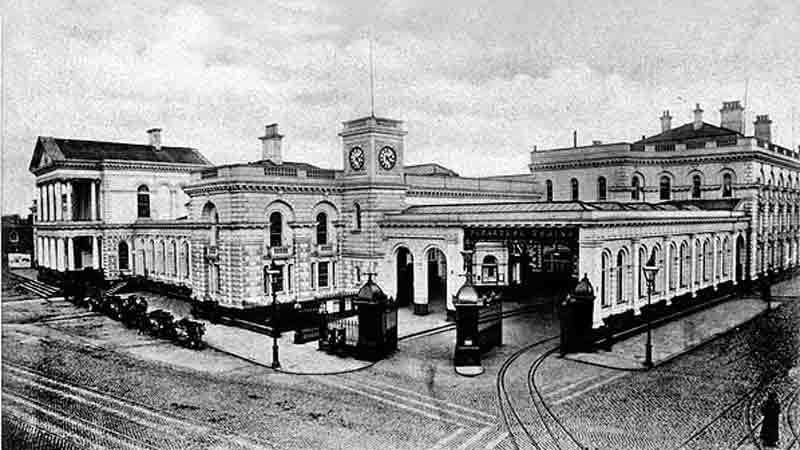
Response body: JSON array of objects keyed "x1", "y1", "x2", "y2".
[
  {"x1": 65, "y1": 182, "x2": 72, "y2": 221},
  {"x1": 712, "y1": 236, "x2": 719, "y2": 290},
  {"x1": 90, "y1": 181, "x2": 97, "y2": 221},
  {"x1": 56, "y1": 238, "x2": 65, "y2": 271},
  {"x1": 730, "y1": 232, "x2": 738, "y2": 285},
  {"x1": 413, "y1": 250, "x2": 428, "y2": 315},
  {"x1": 92, "y1": 236, "x2": 99, "y2": 269},
  {"x1": 49, "y1": 237, "x2": 56, "y2": 269},
  {"x1": 49, "y1": 183, "x2": 56, "y2": 221},
  {"x1": 45, "y1": 184, "x2": 51, "y2": 221},
  {"x1": 55, "y1": 182, "x2": 62, "y2": 221},
  {"x1": 67, "y1": 237, "x2": 75, "y2": 270}
]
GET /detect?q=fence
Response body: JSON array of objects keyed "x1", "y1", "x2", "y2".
[{"x1": 319, "y1": 315, "x2": 359, "y2": 352}]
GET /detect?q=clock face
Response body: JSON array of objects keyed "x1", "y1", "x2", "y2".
[
  {"x1": 349, "y1": 146, "x2": 365, "y2": 171},
  {"x1": 378, "y1": 146, "x2": 397, "y2": 170}
]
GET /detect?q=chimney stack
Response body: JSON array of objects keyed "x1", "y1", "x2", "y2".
[
  {"x1": 660, "y1": 110, "x2": 672, "y2": 132},
  {"x1": 719, "y1": 101, "x2": 744, "y2": 133},
  {"x1": 754, "y1": 115, "x2": 772, "y2": 142},
  {"x1": 260, "y1": 123, "x2": 284, "y2": 164},
  {"x1": 147, "y1": 128, "x2": 162, "y2": 150},
  {"x1": 693, "y1": 104, "x2": 704, "y2": 130}
]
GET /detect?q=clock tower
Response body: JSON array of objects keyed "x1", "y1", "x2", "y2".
[{"x1": 339, "y1": 115, "x2": 407, "y2": 279}]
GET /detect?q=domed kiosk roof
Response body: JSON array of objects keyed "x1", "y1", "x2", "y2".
[
  {"x1": 357, "y1": 274, "x2": 388, "y2": 304},
  {"x1": 573, "y1": 274, "x2": 594, "y2": 298}
]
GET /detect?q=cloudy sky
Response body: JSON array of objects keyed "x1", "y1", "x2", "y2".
[{"x1": 2, "y1": 0, "x2": 799, "y2": 215}]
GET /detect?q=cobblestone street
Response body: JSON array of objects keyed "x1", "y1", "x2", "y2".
[{"x1": 2, "y1": 274, "x2": 798, "y2": 449}]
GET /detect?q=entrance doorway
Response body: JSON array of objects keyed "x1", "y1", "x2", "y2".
[
  {"x1": 396, "y1": 247, "x2": 414, "y2": 307},
  {"x1": 426, "y1": 248, "x2": 447, "y2": 313}
]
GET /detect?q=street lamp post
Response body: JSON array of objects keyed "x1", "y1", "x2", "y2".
[
  {"x1": 641, "y1": 253, "x2": 660, "y2": 369},
  {"x1": 265, "y1": 267, "x2": 281, "y2": 369}
]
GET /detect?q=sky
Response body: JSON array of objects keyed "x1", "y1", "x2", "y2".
[{"x1": 2, "y1": 0, "x2": 799, "y2": 215}]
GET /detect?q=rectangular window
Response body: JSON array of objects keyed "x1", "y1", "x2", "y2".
[
  {"x1": 318, "y1": 261, "x2": 329, "y2": 288},
  {"x1": 287, "y1": 265, "x2": 293, "y2": 291},
  {"x1": 331, "y1": 262, "x2": 336, "y2": 287},
  {"x1": 272, "y1": 266, "x2": 284, "y2": 293},
  {"x1": 310, "y1": 263, "x2": 316, "y2": 289}
]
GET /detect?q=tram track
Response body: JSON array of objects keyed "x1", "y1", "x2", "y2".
[
  {"x1": 495, "y1": 336, "x2": 560, "y2": 450},
  {"x1": 527, "y1": 347, "x2": 585, "y2": 450},
  {"x1": 2, "y1": 361, "x2": 271, "y2": 450}
]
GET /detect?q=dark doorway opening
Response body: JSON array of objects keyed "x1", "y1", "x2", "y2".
[
  {"x1": 426, "y1": 248, "x2": 447, "y2": 314},
  {"x1": 396, "y1": 247, "x2": 414, "y2": 307}
]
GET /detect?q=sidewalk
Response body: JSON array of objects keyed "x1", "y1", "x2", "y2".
[{"x1": 567, "y1": 296, "x2": 772, "y2": 370}]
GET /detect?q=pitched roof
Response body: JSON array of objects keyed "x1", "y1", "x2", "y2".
[
  {"x1": 30, "y1": 136, "x2": 211, "y2": 171},
  {"x1": 404, "y1": 163, "x2": 459, "y2": 177},
  {"x1": 634, "y1": 122, "x2": 740, "y2": 144}
]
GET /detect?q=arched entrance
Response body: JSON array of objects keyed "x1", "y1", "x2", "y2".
[
  {"x1": 736, "y1": 235, "x2": 746, "y2": 282},
  {"x1": 396, "y1": 247, "x2": 414, "y2": 307},
  {"x1": 542, "y1": 244, "x2": 575, "y2": 283},
  {"x1": 426, "y1": 248, "x2": 447, "y2": 314}
]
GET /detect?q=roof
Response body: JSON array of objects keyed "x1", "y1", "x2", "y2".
[
  {"x1": 396, "y1": 199, "x2": 741, "y2": 216},
  {"x1": 250, "y1": 159, "x2": 330, "y2": 172},
  {"x1": 635, "y1": 122, "x2": 740, "y2": 144},
  {"x1": 30, "y1": 136, "x2": 211, "y2": 171},
  {"x1": 404, "y1": 163, "x2": 459, "y2": 177}
]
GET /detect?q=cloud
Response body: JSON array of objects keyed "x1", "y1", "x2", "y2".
[{"x1": 2, "y1": 0, "x2": 799, "y2": 215}]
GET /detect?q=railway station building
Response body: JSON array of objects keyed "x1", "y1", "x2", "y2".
[{"x1": 30, "y1": 101, "x2": 800, "y2": 328}]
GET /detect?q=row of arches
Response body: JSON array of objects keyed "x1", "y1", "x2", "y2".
[
  {"x1": 598, "y1": 234, "x2": 746, "y2": 308},
  {"x1": 395, "y1": 246, "x2": 448, "y2": 313},
  {"x1": 120, "y1": 238, "x2": 191, "y2": 280}
]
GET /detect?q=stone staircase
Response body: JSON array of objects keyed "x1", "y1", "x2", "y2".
[{"x1": 9, "y1": 274, "x2": 61, "y2": 298}]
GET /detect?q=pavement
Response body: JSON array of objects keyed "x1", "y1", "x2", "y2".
[{"x1": 567, "y1": 295, "x2": 773, "y2": 370}]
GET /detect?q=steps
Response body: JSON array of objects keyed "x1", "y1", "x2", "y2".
[
  {"x1": 106, "y1": 280, "x2": 129, "y2": 295},
  {"x1": 15, "y1": 278, "x2": 61, "y2": 299}
]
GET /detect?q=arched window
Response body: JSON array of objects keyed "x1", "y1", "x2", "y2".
[
  {"x1": 170, "y1": 241, "x2": 177, "y2": 276},
  {"x1": 669, "y1": 243, "x2": 678, "y2": 291},
  {"x1": 137, "y1": 185, "x2": 150, "y2": 218},
  {"x1": 679, "y1": 241, "x2": 688, "y2": 288},
  {"x1": 638, "y1": 246, "x2": 647, "y2": 299},
  {"x1": 722, "y1": 173, "x2": 733, "y2": 198},
  {"x1": 118, "y1": 241, "x2": 129, "y2": 270},
  {"x1": 158, "y1": 241, "x2": 166, "y2": 274},
  {"x1": 545, "y1": 180, "x2": 553, "y2": 202},
  {"x1": 570, "y1": 178, "x2": 579, "y2": 201},
  {"x1": 481, "y1": 255, "x2": 498, "y2": 283},
  {"x1": 660, "y1": 176, "x2": 671, "y2": 200},
  {"x1": 354, "y1": 203, "x2": 362, "y2": 230},
  {"x1": 649, "y1": 247, "x2": 661, "y2": 295},
  {"x1": 203, "y1": 202, "x2": 219, "y2": 245},
  {"x1": 316, "y1": 212, "x2": 328, "y2": 245},
  {"x1": 601, "y1": 252, "x2": 610, "y2": 306},
  {"x1": 692, "y1": 175, "x2": 702, "y2": 199},
  {"x1": 181, "y1": 241, "x2": 190, "y2": 279},
  {"x1": 597, "y1": 177, "x2": 607, "y2": 201},
  {"x1": 616, "y1": 250, "x2": 626, "y2": 303},
  {"x1": 631, "y1": 176, "x2": 641, "y2": 201},
  {"x1": 269, "y1": 212, "x2": 283, "y2": 247}
]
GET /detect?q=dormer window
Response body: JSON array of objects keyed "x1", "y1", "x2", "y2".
[{"x1": 137, "y1": 185, "x2": 150, "y2": 218}]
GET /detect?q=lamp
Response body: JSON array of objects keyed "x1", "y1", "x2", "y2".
[
  {"x1": 641, "y1": 252, "x2": 659, "y2": 368},
  {"x1": 265, "y1": 267, "x2": 282, "y2": 369}
]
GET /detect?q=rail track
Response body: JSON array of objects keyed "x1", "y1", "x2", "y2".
[
  {"x1": 495, "y1": 336, "x2": 560, "y2": 450},
  {"x1": 2, "y1": 361, "x2": 271, "y2": 450}
]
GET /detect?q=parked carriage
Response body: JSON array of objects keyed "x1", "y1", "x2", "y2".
[
  {"x1": 146, "y1": 309, "x2": 177, "y2": 339},
  {"x1": 174, "y1": 318, "x2": 206, "y2": 349}
]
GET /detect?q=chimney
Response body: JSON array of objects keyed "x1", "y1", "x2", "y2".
[
  {"x1": 147, "y1": 128, "x2": 162, "y2": 150},
  {"x1": 693, "y1": 104, "x2": 704, "y2": 130},
  {"x1": 754, "y1": 115, "x2": 772, "y2": 142},
  {"x1": 592, "y1": 140, "x2": 603, "y2": 145},
  {"x1": 660, "y1": 110, "x2": 672, "y2": 132},
  {"x1": 719, "y1": 100, "x2": 744, "y2": 133},
  {"x1": 260, "y1": 123, "x2": 284, "y2": 164}
]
